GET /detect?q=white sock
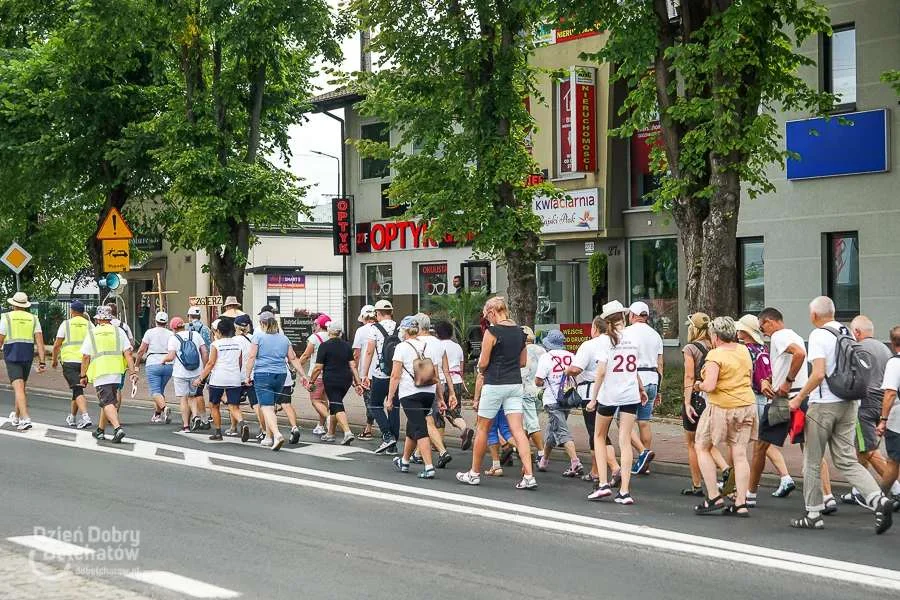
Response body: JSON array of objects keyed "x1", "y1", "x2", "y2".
[
  {"x1": 891, "y1": 480, "x2": 900, "y2": 495},
  {"x1": 782, "y1": 475, "x2": 793, "y2": 484},
  {"x1": 823, "y1": 493, "x2": 834, "y2": 502},
  {"x1": 747, "y1": 491, "x2": 757, "y2": 498},
  {"x1": 807, "y1": 510, "x2": 821, "y2": 518}
]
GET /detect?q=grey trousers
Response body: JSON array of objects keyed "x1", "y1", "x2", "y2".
[{"x1": 803, "y1": 401, "x2": 882, "y2": 512}]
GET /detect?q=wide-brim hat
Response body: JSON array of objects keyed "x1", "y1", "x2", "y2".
[
  {"x1": 542, "y1": 329, "x2": 565, "y2": 350},
  {"x1": 7, "y1": 292, "x2": 30, "y2": 308},
  {"x1": 735, "y1": 314, "x2": 764, "y2": 345},
  {"x1": 600, "y1": 300, "x2": 627, "y2": 320},
  {"x1": 223, "y1": 296, "x2": 240, "y2": 308}
]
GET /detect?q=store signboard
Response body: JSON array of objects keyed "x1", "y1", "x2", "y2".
[
  {"x1": 560, "y1": 323, "x2": 592, "y2": 353},
  {"x1": 332, "y1": 197, "x2": 353, "y2": 256},
  {"x1": 557, "y1": 67, "x2": 597, "y2": 174},
  {"x1": 281, "y1": 316, "x2": 314, "y2": 353},
  {"x1": 267, "y1": 274, "x2": 306, "y2": 289},
  {"x1": 356, "y1": 220, "x2": 474, "y2": 253},
  {"x1": 532, "y1": 187, "x2": 601, "y2": 234}
]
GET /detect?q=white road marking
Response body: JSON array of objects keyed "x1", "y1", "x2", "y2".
[
  {"x1": 3, "y1": 418, "x2": 900, "y2": 591},
  {"x1": 7, "y1": 535, "x2": 95, "y2": 558},
  {"x1": 173, "y1": 430, "x2": 368, "y2": 461},
  {"x1": 125, "y1": 570, "x2": 240, "y2": 598}
]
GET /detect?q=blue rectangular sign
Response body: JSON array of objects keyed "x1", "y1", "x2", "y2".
[{"x1": 786, "y1": 109, "x2": 890, "y2": 180}]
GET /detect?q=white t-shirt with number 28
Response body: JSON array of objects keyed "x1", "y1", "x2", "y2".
[
  {"x1": 535, "y1": 349, "x2": 574, "y2": 407},
  {"x1": 598, "y1": 330, "x2": 642, "y2": 407}
]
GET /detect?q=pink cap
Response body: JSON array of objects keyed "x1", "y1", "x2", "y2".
[
  {"x1": 169, "y1": 317, "x2": 185, "y2": 330},
  {"x1": 314, "y1": 314, "x2": 331, "y2": 328}
]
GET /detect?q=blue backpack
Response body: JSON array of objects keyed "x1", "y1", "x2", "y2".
[{"x1": 176, "y1": 331, "x2": 201, "y2": 371}]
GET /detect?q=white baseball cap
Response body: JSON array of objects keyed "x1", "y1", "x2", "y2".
[
  {"x1": 187, "y1": 306, "x2": 202, "y2": 316},
  {"x1": 357, "y1": 304, "x2": 376, "y2": 322},
  {"x1": 155, "y1": 311, "x2": 169, "y2": 323},
  {"x1": 629, "y1": 301, "x2": 650, "y2": 316}
]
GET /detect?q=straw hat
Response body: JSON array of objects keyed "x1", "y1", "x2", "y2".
[
  {"x1": 7, "y1": 292, "x2": 30, "y2": 308},
  {"x1": 735, "y1": 314, "x2": 764, "y2": 345}
]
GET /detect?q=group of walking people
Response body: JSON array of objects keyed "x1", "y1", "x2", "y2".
[{"x1": 5, "y1": 290, "x2": 899, "y2": 535}]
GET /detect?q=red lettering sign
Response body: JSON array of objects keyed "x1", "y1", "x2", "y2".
[
  {"x1": 354, "y1": 220, "x2": 475, "y2": 253},
  {"x1": 560, "y1": 323, "x2": 592, "y2": 353},
  {"x1": 574, "y1": 72, "x2": 596, "y2": 173},
  {"x1": 332, "y1": 197, "x2": 353, "y2": 256}
]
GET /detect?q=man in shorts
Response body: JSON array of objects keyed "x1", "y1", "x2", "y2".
[
  {"x1": 876, "y1": 325, "x2": 900, "y2": 506},
  {"x1": 1, "y1": 292, "x2": 46, "y2": 431},
  {"x1": 841, "y1": 315, "x2": 894, "y2": 506},
  {"x1": 80, "y1": 306, "x2": 136, "y2": 443},
  {"x1": 51, "y1": 300, "x2": 93, "y2": 429}
]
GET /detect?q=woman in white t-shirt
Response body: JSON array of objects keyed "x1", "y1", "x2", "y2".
[
  {"x1": 297, "y1": 314, "x2": 331, "y2": 435},
  {"x1": 387, "y1": 316, "x2": 446, "y2": 479},
  {"x1": 587, "y1": 302, "x2": 648, "y2": 505},
  {"x1": 193, "y1": 319, "x2": 247, "y2": 442},
  {"x1": 134, "y1": 312, "x2": 174, "y2": 424}
]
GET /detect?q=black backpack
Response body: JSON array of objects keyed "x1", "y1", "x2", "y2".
[
  {"x1": 374, "y1": 322, "x2": 400, "y2": 374},
  {"x1": 820, "y1": 325, "x2": 873, "y2": 400}
]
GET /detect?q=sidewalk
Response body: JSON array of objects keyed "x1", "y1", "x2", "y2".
[{"x1": 3, "y1": 362, "x2": 815, "y2": 483}]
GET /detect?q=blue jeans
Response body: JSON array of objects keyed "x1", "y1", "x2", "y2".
[
  {"x1": 636, "y1": 383, "x2": 658, "y2": 421},
  {"x1": 145, "y1": 363, "x2": 173, "y2": 396},
  {"x1": 254, "y1": 372, "x2": 287, "y2": 407},
  {"x1": 369, "y1": 377, "x2": 400, "y2": 443}
]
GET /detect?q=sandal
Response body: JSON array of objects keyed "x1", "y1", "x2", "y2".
[
  {"x1": 581, "y1": 473, "x2": 600, "y2": 483},
  {"x1": 681, "y1": 485, "x2": 705, "y2": 497},
  {"x1": 790, "y1": 513, "x2": 824, "y2": 529},
  {"x1": 484, "y1": 466, "x2": 504, "y2": 477},
  {"x1": 723, "y1": 503, "x2": 750, "y2": 517},
  {"x1": 694, "y1": 495, "x2": 726, "y2": 515}
]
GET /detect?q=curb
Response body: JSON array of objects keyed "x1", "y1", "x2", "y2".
[{"x1": 2, "y1": 383, "x2": 795, "y2": 488}]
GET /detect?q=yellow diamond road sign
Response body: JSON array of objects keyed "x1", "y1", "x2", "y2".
[{"x1": 1, "y1": 242, "x2": 32, "y2": 274}]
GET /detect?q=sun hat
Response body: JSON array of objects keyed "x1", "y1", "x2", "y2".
[
  {"x1": 223, "y1": 296, "x2": 241, "y2": 308},
  {"x1": 374, "y1": 299, "x2": 393, "y2": 311},
  {"x1": 314, "y1": 314, "x2": 331, "y2": 328},
  {"x1": 399, "y1": 315, "x2": 418, "y2": 329},
  {"x1": 628, "y1": 301, "x2": 650, "y2": 316},
  {"x1": 600, "y1": 300, "x2": 627, "y2": 320},
  {"x1": 357, "y1": 305, "x2": 376, "y2": 323},
  {"x1": 94, "y1": 306, "x2": 113, "y2": 321},
  {"x1": 7, "y1": 292, "x2": 30, "y2": 308},
  {"x1": 155, "y1": 311, "x2": 169, "y2": 324},
  {"x1": 70, "y1": 300, "x2": 85, "y2": 313},
  {"x1": 735, "y1": 314, "x2": 764, "y2": 345},
  {"x1": 187, "y1": 306, "x2": 202, "y2": 317},
  {"x1": 169, "y1": 316, "x2": 185, "y2": 330},
  {"x1": 542, "y1": 329, "x2": 565, "y2": 351}
]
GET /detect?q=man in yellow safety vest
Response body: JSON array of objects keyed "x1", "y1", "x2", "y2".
[
  {"x1": 52, "y1": 300, "x2": 94, "y2": 429},
  {"x1": 0, "y1": 292, "x2": 46, "y2": 431},
  {"x1": 80, "y1": 305, "x2": 138, "y2": 443}
]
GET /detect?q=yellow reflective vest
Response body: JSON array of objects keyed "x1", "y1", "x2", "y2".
[
  {"x1": 2, "y1": 310, "x2": 37, "y2": 362},
  {"x1": 60, "y1": 316, "x2": 91, "y2": 363},
  {"x1": 86, "y1": 324, "x2": 126, "y2": 383}
]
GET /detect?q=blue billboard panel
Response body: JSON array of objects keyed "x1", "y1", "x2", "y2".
[{"x1": 786, "y1": 109, "x2": 889, "y2": 180}]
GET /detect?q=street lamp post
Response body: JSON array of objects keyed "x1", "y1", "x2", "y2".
[{"x1": 311, "y1": 150, "x2": 340, "y2": 197}]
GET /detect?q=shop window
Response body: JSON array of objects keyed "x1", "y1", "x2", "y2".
[
  {"x1": 364, "y1": 264, "x2": 393, "y2": 306},
  {"x1": 417, "y1": 262, "x2": 448, "y2": 313},
  {"x1": 629, "y1": 238, "x2": 678, "y2": 341},
  {"x1": 360, "y1": 122, "x2": 390, "y2": 180},
  {"x1": 821, "y1": 24, "x2": 856, "y2": 110},
  {"x1": 536, "y1": 262, "x2": 580, "y2": 326},
  {"x1": 738, "y1": 238, "x2": 765, "y2": 314},
  {"x1": 825, "y1": 231, "x2": 859, "y2": 317},
  {"x1": 462, "y1": 262, "x2": 491, "y2": 294}
]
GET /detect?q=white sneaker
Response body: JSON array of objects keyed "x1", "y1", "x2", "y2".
[
  {"x1": 162, "y1": 406, "x2": 171, "y2": 424},
  {"x1": 312, "y1": 425, "x2": 326, "y2": 436},
  {"x1": 65, "y1": 414, "x2": 76, "y2": 427},
  {"x1": 16, "y1": 418, "x2": 32, "y2": 431},
  {"x1": 8, "y1": 411, "x2": 19, "y2": 427},
  {"x1": 77, "y1": 414, "x2": 92, "y2": 429},
  {"x1": 260, "y1": 436, "x2": 273, "y2": 447}
]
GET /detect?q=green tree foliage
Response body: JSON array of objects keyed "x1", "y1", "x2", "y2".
[
  {"x1": 555, "y1": 0, "x2": 835, "y2": 315},
  {"x1": 430, "y1": 290, "x2": 488, "y2": 360},
  {"x1": 351, "y1": 0, "x2": 558, "y2": 327},
  {"x1": 883, "y1": 70, "x2": 900, "y2": 96},
  {"x1": 0, "y1": 0, "x2": 169, "y2": 286},
  {"x1": 134, "y1": 0, "x2": 344, "y2": 299}
]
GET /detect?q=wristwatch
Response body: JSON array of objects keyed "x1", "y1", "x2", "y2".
[
  {"x1": 880, "y1": 416, "x2": 889, "y2": 422},
  {"x1": 786, "y1": 376, "x2": 795, "y2": 383}
]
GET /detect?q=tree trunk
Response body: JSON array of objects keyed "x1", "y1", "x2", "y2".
[
  {"x1": 695, "y1": 155, "x2": 740, "y2": 317},
  {"x1": 505, "y1": 229, "x2": 539, "y2": 329},
  {"x1": 207, "y1": 219, "x2": 250, "y2": 301}
]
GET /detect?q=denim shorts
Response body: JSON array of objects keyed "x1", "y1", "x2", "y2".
[
  {"x1": 636, "y1": 384, "x2": 658, "y2": 421},
  {"x1": 145, "y1": 363, "x2": 173, "y2": 396},
  {"x1": 208, "y1": 386, "x2": 242, "y2": 406},
  {"x1": 478, "y1": 384, "x2": 524, "y2": 419},
  {"x1": 488, "y1": 409, "x2": 512, "y2": 445},
  {"x1": 254, "y1": 372, "x2": 287, "y2": 407}
]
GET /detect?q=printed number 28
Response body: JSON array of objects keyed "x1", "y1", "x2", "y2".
[{"x1": 612, "y1": 354, "x2": 637, "y2": 373}]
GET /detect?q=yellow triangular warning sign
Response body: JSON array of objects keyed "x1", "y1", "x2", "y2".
[{"x1": 96, "y1": 207, "x2": 134, "y2": 240}]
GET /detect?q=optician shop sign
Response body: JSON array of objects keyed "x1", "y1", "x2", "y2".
[
  {"x1": 356, "y1": 220, "x2": 474, "y2": 253},
  {"x1": 532, "y1": 187, "x2": 601, "y2": 234}
]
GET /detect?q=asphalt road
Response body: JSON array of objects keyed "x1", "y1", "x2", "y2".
[{"x1": 1, "y1": 389, "x2": 898, "y2": 600}]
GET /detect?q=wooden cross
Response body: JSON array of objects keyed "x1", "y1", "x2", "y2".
[{"x1": 141, "y1": 272, "x2": 179, "y2": 312}]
